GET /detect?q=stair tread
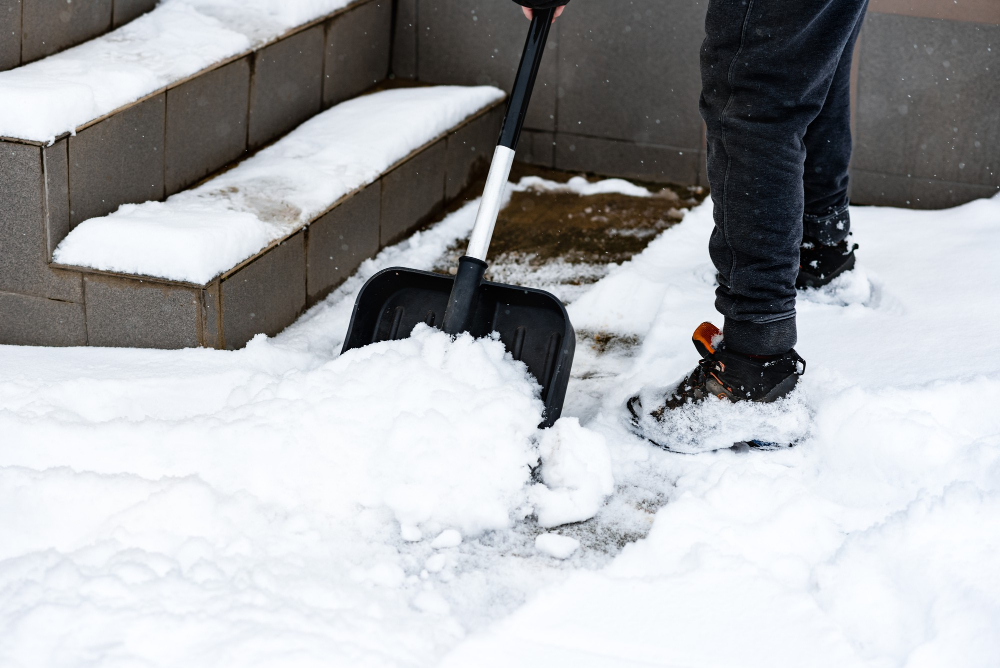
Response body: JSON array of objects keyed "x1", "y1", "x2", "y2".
[
  {"x1": 0, "y1": 0, "x2": 358, "y2": 143},
  {"x1": 53, "y1": 85, "x2": 505, "y2": 285}
]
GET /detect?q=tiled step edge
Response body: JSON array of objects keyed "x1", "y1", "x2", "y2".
[
  {"x1": 46, "y1": 86, "x2": 506, "y2": 350},
  {"x1": 0, "y1": 0, "x2": 158, "y2": 72},
  {"x1": 0, "y1": 0, "x2": 370, "y2": 143},
  {"x1": 0, "y1": 0, "x2": 392, "y2": 340}
]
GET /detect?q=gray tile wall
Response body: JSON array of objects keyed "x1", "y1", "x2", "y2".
[
  {"x1": 0, "y1": 290, "x2": 86, "y2": 346},
  {"x1": 0, "y1": 0, "x2": 19, "y2": 71},
  {"x1": 248, "y1": 25, "x2": 325, "y2": 149},
  {"x1": 113, "y1": 0, "x2": 157, "y2": 28},
  {"x1": 221, "y1": 232, "x2": 307, "y2": 349},
  {"x1": 380, "y1": 138, "x2": 447, "y2": 244},
  {"x1": 415, "y1": 0, "x2": 558, "y2": 133},
  {"x1": 21, "y1": 0, "x2": 112, "y2": 64},
  {"x1": 84, "y1": 275, "x2": 202, "y2": 349},
  {"x1": 306, "y1": 182, "x2": 381, "y2": 302},
  {"x1": 165, "y1": 57, "x2": 250, "y2": 195},
  {"x1": 852, "y1": 13, "x2": 999, "y2": 207},
  {"x1": 42, "y1": 139, "x2": 70, "y2": 258},
  {"x1": 323, "y1": 0, "x2": 392, "y2": 108},
  {"x1": 0, "y1": 141, "x2": 83, "y2": 303},
  {"x1": 68, "y1": 93, "x2": 166, "y2": 226},
  {"x1": 396, "y1": 1, "x2": 998, "y2": 208},
  {"x1": 393, "y1": 0, "x2": 418, "y2": 79},
  {"x1": 445, "y1": 105, "x2": 503, "y2": 200}
]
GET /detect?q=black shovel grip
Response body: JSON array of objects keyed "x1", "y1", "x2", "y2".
[{"x1": 497, "y1": 7, "x2": 556, "y2": 150}]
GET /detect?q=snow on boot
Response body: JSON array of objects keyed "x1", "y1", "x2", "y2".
[
  {"x1": 797, "y1": 235, "x2": 858, "y2": 289},
  {"x1": 626, "y1": 323, "x2": 808, "y2": 453}
]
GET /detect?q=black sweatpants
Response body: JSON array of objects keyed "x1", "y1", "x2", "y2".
[{"x1": 700, "y1": 0, "x2": 869, "y2": 355}]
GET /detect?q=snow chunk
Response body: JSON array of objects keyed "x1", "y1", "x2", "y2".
[
  {"x1": 431, "y1": 530, "x2": 463, "y2": 549},
  {"x1": 529, "y1": 418, "x2": 614, "y2": 528},
  {"x1": 54, "y1": 86, "x2": 504, "y2": 284},
  {"x1": 514, "y1": 175, "x2": 655, "y2": 198},
  {"x1": 534, "y1": 533, "x2": 580, "y2": 560}
]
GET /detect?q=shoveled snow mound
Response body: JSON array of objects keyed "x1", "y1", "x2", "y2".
[
  {"x1": 1, "y1": 198, "x2": 615, "y2": 668},
  {"x1": 0, "y1": 0, "x2": 357, "y2": 142},
  {"x1": 53, "y1": 85, "x2": 504, "y2": 284},
  {"x1": 0, "y1": 327, "x2": 543, "y2": 666}
]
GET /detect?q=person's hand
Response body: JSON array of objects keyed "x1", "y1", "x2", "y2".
[{"x1": 522, "y1": 5, "x2": 566, "y2": 21}]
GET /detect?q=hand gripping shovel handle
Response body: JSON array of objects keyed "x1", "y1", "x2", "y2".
[{"x1": 442, "y1": 7, "x2": 555, "y2": 335}]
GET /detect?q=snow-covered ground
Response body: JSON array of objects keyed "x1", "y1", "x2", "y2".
[{"x1": 2, "y1": 183, "x2": 999, "y2": 667}]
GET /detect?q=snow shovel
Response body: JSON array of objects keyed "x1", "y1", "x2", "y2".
[{"x1": 341, "y1": 7, "x2": 574, "y2": 428}]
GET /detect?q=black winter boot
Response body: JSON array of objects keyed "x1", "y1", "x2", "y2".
[
  {"x1": 627, "y1": 322, "x2": 806, "y2": 425},
  {"x1": 797, "y1": 235, "x2": 858, "y2": 289}
]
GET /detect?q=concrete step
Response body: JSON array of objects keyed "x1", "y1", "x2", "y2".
[
  {"x1": 0, "y1": 0, "x2": 393, "y2": 345},
  {"x1": 31, "y1": 85, "x2": 505, "y2": 350},
  {"x1": 0, "y1": 0, "x2": 158, "y2": 71}
]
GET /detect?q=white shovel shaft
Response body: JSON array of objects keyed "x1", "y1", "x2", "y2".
[{"x1": 466, "y1": 146, "x2": 516, "y2": 261}]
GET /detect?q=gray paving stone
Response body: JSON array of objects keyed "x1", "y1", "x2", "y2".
[
  {"x1": 43, "y1": 138, "x2": 69, "y2": 258},
  {"x1": 517, "y1": 130, "x2": 555, "y2": 168},
  {"x1": 21, "y1": 0, "x2": 112, "y2": 63},
  {"x1": 165, "y1": 57, "x2": 250, "y2": 195},
  {"x1": 84, "y1": 275, "x2": 201, "y2": 349},
  {"x1": 0, "y1": 0, "x2": 20, "y2": 71},
  {"x1": 323, "y1": 0, "x2": 392, "y2": 108},
  {"x1": 306, "y1": 182, "x2": 380, "y2": 302},
  {"x1": 850, "y1": 168, "x2": 1000, "y2": 209},
  {"x1": 0, "y1": 140, "x2": 83, "y2": 301},
  {"x1": 446, "y1": 105, "x2": 503, "y2": 200},
  {"x1": 392, "y1": 0, "x2": 417, "y2": 79},
  {"x1": 417, "y1": 0, "x2": 557, "y2": 132},
  {"x1": 557, "y1": 0, "x2": 706, "y2": 151},
  {"x1": 380, "y1": 139, "x2": 447, "y2": 245},
  {"x1": 221, "y1": 232, "x2": 306, "y2": 349},
  {"x1": 0, "y1": 290, "x2": 86, "y2": 346},
  {"x1": 248, "y1": 26, "x2": 324, "y2": 149},
  {"x1": 69, "y1": 93, "x2": 166, "y2": 227},
  {"x1": 555, "y1": 133, "x2": 702, "y2": 185},
  {"x1": 855, "y1": 13, "x2": 1000, "y2": 187},
  {"x1": 113, "y1": 0, "x2": 157, "y2": 27}
]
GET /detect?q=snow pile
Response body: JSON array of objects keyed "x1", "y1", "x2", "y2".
[
  {"x1": 54, "y1": 85, "x2": 504, "y2": 284},
  {"x1": 0, "y1": 0, "x2": 358, "y2": 142},
  {"x1": 529, "y1": 418, "x2": 614, "y2": 528},
  {"x1": 1, "y1": 199, "x2": 616, "y2": 668}
]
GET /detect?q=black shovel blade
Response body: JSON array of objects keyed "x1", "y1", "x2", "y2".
[{"x1": 342, "y1": 267, "x2": 575, "y2": 428}]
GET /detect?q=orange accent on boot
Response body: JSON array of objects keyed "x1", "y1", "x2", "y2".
[{"x1": 692, "y1": 322, "x2": 723, "y2": 356}]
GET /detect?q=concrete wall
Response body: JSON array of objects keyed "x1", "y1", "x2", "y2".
[{"x1": 395, "y1": 0, "x2": 999, "y2": 208}]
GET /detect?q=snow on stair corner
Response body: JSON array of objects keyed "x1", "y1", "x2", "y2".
[
  {"x1": 53, "y1": 86, "x2": 506, "y2": 285},
  {"x1": 0, "y1": 0, "x2": 360, "y2": 143}
]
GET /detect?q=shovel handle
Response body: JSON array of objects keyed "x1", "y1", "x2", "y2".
[
  {"x1": 466, "y1": 7, "x2": 555, "y2": 262},
  {"x1": 499, "y1": 7, "x2": 555, "y2": 150}
]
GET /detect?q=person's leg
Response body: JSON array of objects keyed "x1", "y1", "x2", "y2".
[
  {"x1": 802, "y1": 2, "x2": 868, "y2": 246},
  {"x1": 700, "y1": 0, "x2": 869, "y2": 356}
]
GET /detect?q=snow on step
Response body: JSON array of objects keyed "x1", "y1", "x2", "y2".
[
  {"x1": 0, "y1": 0, "x2": 356, "y2": 142},
  {"x1": 53, "y1": 86, "x2": 505, "y2": 285}
]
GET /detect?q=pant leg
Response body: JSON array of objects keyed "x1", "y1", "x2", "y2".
[
  {"x1": 700, "y1": 0, "x2": 869, "y2": 355},
  {"x1": 802, "y1": 1, "x2": 869, "y2": 245}
]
